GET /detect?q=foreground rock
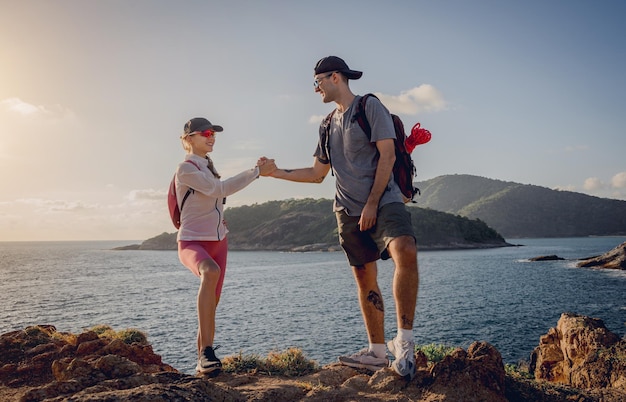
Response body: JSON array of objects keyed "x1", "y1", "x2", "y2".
[
  {"x1": 577, "y1": 241, "x2": 626, "y2": 269},
  {"x1": 1, "y1": 316, "x2": 625, "y2": 401},
  {"x1": 530, "y1": 312, "x2": 626, "y2": 400}
]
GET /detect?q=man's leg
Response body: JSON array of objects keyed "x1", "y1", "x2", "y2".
[
  {"x1": 335, "y1": 210, "x2": 388, "y2": 370},
  {"x1": 388, "y1": 236, "x2": 418, "y2": 330},
  {"x1": 352, "y1": 261, "x2": 385, "y2": 344},
  {"x1": 337, "y1": 260, "x2": 389, "y2": 370},
  {"x1": 387, "y1": 235, "x2": 419, "y2": 379}
]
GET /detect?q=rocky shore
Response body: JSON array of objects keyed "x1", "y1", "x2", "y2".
[
  {"x1": 112, "y1": 231, "x2": 512, "y2": 252},
  {"x1": 577, "y1": 241, "x2": 626, "y2": 269},
  {"x1": 1, "y1": 313, "x2": 624, "y2": 401},
  {"x1": 528, "y1": 241, "x2": 626, "y2": 270}
]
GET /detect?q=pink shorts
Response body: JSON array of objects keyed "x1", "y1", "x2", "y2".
[{"x1": 178, "y1": 239, "x2": 228, "y2": 298}]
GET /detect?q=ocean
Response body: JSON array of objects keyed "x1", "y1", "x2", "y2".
[{"x1": 1, "y1": 237, "x2": 625, "y2": 374}]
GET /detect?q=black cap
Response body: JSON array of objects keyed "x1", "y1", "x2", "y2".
[
  {"x1": 183, "y1": 117, "x2": 224, "y2": 135},
  {"x1": 314, "y1": 56, "x2": 363, "y2": 80}
]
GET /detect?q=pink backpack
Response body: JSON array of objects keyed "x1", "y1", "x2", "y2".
[{"x1": 167, "y1": 160, "x2": 201, "y2": 229}]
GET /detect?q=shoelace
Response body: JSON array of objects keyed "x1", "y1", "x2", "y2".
[
  {"x1": 203, "y1": 345, "x2": 221, "y2": 359},
  {"x1": 396, "y1": 341, "x2": 413, "y2": 359}
]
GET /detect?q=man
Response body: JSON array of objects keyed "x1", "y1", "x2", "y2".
[{"x1": 269, "y1": 56, "x2": 419, "y2": 379}]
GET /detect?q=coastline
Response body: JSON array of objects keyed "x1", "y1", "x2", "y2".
[{"x1": 111, "y1": 231, "x2": 514, "y2": 252}]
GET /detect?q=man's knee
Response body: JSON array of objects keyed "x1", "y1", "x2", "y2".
[
  {"x1": 389, "y1": 236, "x2": 417, "y2": 257},
  {"x1": 352, "y1": 263, "x2": 377, "y2": 286}
]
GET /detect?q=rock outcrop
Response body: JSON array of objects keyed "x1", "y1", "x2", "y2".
[
  {"x1": 577, "y1": 241, "x2": 626, "y2": 269},
  {"x1": 529, "y1": 255, "x2": 565, "y2": 261},
  {"x1": 113, "y1": 232, "x2": 177, "y2": 251},
  {"x1": 529, "y1": 313, "x2": 626, "y2": 399},
  {"x1": 2, "y1": 316, "x2": 625, "y2": 401}
]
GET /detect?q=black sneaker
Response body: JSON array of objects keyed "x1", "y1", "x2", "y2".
[{"x1": 196, "y1": 345, "x2": 222, "y2": 375}]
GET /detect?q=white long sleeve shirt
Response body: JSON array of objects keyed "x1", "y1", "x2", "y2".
[{"x1": 175, "y1": 153, "x2": 259, "y2": 241}]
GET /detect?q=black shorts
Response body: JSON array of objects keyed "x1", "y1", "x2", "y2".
[{"x1": 335, "y1": 202, "x2": 416, "y2": 266}]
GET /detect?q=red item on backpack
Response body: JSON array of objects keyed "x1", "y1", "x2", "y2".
[{"x1": 406, "y1": 122, "x2": 431, "y2": 154}]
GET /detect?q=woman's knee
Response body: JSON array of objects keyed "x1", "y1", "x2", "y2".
[{"x1": 198, "y1": 259, "x2": 221, "y2": 281}]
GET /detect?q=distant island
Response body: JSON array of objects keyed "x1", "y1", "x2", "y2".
[{"x1": 115, "y1": 198, "x2": 511, "y2": 251}]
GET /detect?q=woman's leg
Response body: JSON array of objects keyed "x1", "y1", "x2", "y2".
[
  {"x1": 179, "y1": 240, "x2": 228, "y2": 354},
  {"x1": 197, "y1": 257, "x2": 221, "y2": 351}
]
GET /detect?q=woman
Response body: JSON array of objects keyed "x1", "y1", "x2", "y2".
[{"x1": 176, "y1": 117, "x2": 275, "y2": 375}]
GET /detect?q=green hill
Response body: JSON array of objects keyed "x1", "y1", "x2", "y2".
[
  {"x1": 415, "y1": 174, "x2": 626, "y2": 238},
  {"x1": 122, "y1": 197, "x2": 509, "y2": 251},
  {"x1": 224, "y1": 198, "x2": 507, "y2": 251}
]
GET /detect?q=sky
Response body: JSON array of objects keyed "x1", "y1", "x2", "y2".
[{"x1": 1, "y1": 0, "x2": 625, "y2": 241}]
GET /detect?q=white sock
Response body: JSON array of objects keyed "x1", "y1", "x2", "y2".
[
  {"x1": 369, "y1": 343, "x2": 386, "y2": 359},
  {"x1": 397, "y1": 328, "x2": 413, "y2": 342}
]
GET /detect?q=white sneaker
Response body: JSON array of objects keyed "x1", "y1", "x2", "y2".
[
  {"x1": 338, "y1": 348, "x2": 389, "y2": 371},
  {"x1": 387, "y1": 337, "x2": 416, "y2": 380}
]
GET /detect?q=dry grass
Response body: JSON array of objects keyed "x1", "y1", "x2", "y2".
[
  {"x1": 222, "y1": 347, "x2": 318, "y2": 377},
  {"x1": 88, "y1": 325, "x2": 148, "y2": 345}
]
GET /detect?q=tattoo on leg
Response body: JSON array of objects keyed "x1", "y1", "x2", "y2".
[
  {"x1": 401, "y1": 314, "x2": 413, "y2": 328},
  {"x1": 367, "y1": 291, "x2": 384, "y2": 312}
]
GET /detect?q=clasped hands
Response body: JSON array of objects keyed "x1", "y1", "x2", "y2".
[{"x1": 256, "y1": 157, "x2": 277, "y2": 177}]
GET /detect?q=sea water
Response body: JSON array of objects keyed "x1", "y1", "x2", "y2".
[{"x1": 1, "y1": 237, "x2": 625, "y2": 374}]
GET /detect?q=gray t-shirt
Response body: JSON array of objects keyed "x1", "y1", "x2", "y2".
[{"x1": 314, "y1": 95, "x2": 404, "y2": 216}]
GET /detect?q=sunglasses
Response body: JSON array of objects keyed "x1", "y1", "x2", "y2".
[
  {"x1": 190, "y1": 129, "x2": 216, "y2": 138},
  {"x1": 313, "y1": 72, "x2": 334, "y2": 89}
]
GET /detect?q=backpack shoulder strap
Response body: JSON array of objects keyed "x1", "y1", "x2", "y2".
[
  {"x1": 322, "y1": 109, "x2": 335, "y2": 134},
  {"x1": 185, "y1": 159, "x2": 201, "y2": 170},
  {"x1": 179, "y1": 159, "x2": 202, "y2": 211},
  {"x1": 352, "y1": 93, "x2": 378, "y2": 140},
  {"x1": 321, "y1": 109, "x2": 336, "y2": 173}
]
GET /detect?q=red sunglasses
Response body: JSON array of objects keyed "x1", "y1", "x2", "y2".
[{"x1": 191, "y1": 129, "x2": 216, "y2": 138}]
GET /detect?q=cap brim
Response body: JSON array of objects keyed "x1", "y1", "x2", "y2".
[
  {"x1": 342, "y1": 70, "x2": 363, "y2": 80},
  {"x1": 196, "y1": 124, "x2": 224, "y2": 132}
]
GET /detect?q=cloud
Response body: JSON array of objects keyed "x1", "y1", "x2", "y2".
[
  {"x1": 611, "y1": 172, "x2": 626, "y2": 189},
  {"x1": 554, "y1": 184, "x2": 576, "y2": 192},
  {"x1": 0, "y1": 97, "x2": 77, "y2": 124},
  {"x1": 15, "y1": 198, "x2": 97, "y2": 212},
  {"x1": 307, "y1": 84, "x2": 447, "y2": 124},
  {"x1": 126, "y1": 189, "x2": 164, "y2": 202},
  {"x1": 376, "y1": 85, "x2": 448, "y2": 115},
  {"x1": 309, "y1": 115, "x2": 326, "y2": 124},
  {"x1": 582, "y1": 177, "x2": 605, "y2": 192},
  {"x1": 0, "y1": 195, "x2": 169, "y2": 241},
  {"x1": 0, "y1": 98, "x2": 48, "y2": 116},
  {"x1": 556, "y1": 174, "x2": 626, "y2": 201}
]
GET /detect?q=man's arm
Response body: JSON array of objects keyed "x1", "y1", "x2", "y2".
[
  {"x1": 359, "y1": 138, "x2": 396, "y2": 231},
  {"x1": 270, "y1": 157, "x2": 331, "y2": 183}
]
